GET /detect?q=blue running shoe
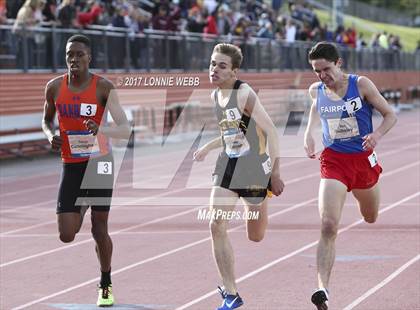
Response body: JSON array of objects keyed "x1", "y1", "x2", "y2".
[{"x1": 216, "y1": 286, "x2": 243, "y2": 310}]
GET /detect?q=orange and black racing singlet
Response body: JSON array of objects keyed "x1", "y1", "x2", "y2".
[{"x1": 55, "y1": 74, "x2": 110, "y2": 163}]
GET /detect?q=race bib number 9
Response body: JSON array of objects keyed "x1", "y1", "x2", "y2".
[
  {"x1": 225, "y1": 108, "x2": 241, "y2": 121},
  {"x1": 80, "y1": 103, "x2": 97, "y2": 117},
  {"x1": 97, "y1": 161, "x2": 112, "y2": 175}
]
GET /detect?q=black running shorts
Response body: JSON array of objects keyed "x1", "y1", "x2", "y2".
[
  {"x1": 57, "y1": 153, "x2": 114, "y2": 213},
  {"x1": 213, "y1": 153, "x2": 272, "y2": 205}
]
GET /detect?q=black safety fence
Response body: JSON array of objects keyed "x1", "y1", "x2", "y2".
[{"x1": 1, "y1": 24, "x2": 419, "y2": 72}]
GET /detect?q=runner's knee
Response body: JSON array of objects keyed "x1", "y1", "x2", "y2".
[
  {"x1": 321, "y1": 218, "x2": 338, "y2": 239},
  {"x1": 359, "y1": 203, "x2": 378, "y2": 223},
  {"x1": 59, "y1": 232, "x2": 75, "y2": 243},
  {"x1": 247, "y1": 231, "x2": 265, "y2": 242},
  {"x1": 209, "y1": 219, "x2": 227, "y2": 238},
  {"x1": 91, "y1": 224, "x2": 108, "y2": 242}
]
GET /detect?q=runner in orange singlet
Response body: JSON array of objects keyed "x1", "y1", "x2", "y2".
[{"x1": 42, "y1": 34, "x2": 130, "y2": 307}]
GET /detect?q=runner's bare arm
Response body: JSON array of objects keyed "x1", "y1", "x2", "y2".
[
  {"x1": 304, "y1": 82, "x2": 321, "y2": 158},
  {"x1": 42, "y1": 78, "x2": 62, "y2": 150},
  {"x1": 86, "y1": 77, "x2": 131, "y2": 139},
  {"x1": 358, "y1": 76, "x2": 397, "y2": 150},
  {"x1": 193, "y1": 89, "x2": 223, "y2": 161},
  {"x1": 238, "y1": 84, "x2": 284, "y2": 195},
  {"x1": 193, "y1": 137, "x2": 223, "y2": 161}
]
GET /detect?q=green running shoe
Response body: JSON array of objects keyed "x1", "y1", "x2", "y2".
[{"x1": 97, "y1": 284, "x2": 114, "y2": 307}]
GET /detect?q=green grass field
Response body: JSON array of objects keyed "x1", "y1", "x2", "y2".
[{"x1": 314, "y1": 9, "x2": 420, "y2": 52}]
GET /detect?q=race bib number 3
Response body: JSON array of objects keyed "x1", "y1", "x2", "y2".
[
  {"x1": 80, "y1": 103, "x2": 97, "y2": 117},
  {"x1": 97, "y1": 161, "x2": 112, "y2": 175}
]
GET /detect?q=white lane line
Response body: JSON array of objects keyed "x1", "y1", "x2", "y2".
[
  {"x1": 0, "y1": 205, "x2": 202, "y2": 268},
  {"x1": 1, "y1": 131, "x2": 418, "y2": 198},
  {"x1": 10, "y1": 189, "x2": 420, "y2": 310},
  {"x1": 0, "y1": 163, "x2": 322, "y2": 262},
  {"x1": 2, "y1": 156, "x2": 418, "y2": 266},
  {"x1": 0, "y1": 220, "x2": 56, "y2": 236},
  {"x1": 342, "y1": 254, "x2": 420, "y2": 310},
  {"x1": 11, "y1": 197, "x2": 318, "y2": 310},
  {"x1": 174, "y1": 192, "x2": 420, "y2": 310}
]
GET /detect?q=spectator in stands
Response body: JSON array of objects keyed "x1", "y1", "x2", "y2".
[
  {"x1": 111, "y1": 4, "x2": 128, "y2": 28},
  {"x1": 56, "y1": 0, "x2": 78, "y2": 28},
  {"x1": 42, "y1": 0, "x2": 56, "y2": 22},
  {"x1": 378, "y1": 31, "x2": 388, "y2": 49},
  {"x1": 6, "y1": 0, "x2": 25, "y2": 19},
  {"x1": 334, "y1": 25, "x2": 345, "y2": 46},
  {"x1": 356, "y1": 33, "x2": 367, "y2": 50},
  {"x1": 232, "y1": 16, "x2": 251, "y2": 40},
  {"x1": 274, "y1": 15, "x2": 286, "y2": 40},
  {"x1": 152, "y1": 4, "x2": 171, "y2": 68},
  {"x1": 187, "y1": 6, "x2": 206, "y2": 33},
  {"x1": 126, "y1": 3, "x2": 142, "y2": 69},
  {"x1": 319, "y1": 24, "x2": 334, "y2": 42},
  {"x1": 0, "y1": 1, "x2": 7, "y2": 24},
  {"x1": 56, "y1": 0, "x2": 78, "y2": 67},
  {"x1": 257, "y1": 21, "x2": 274, "y2": 39},
  {"x1": 369, "y1": 33, "x2": 380, "y2": 48},
  {"x1": 12, "y1": 0, "x2": 45, "y2": 69},
  {"x1": 109, "y1": 5, "x2": 128, "y2": 68},
  {"x1": 298, "y1": 22, "x2": 313, "y2": 41},
  {"x1": 77, "y1": 0, "x2": 103, "y2": 27},
  {"x1": 13, "y1": 0, "x2": 44, "y2": 30},
  {"x1": 203, "y1": 0, "x2": 218, "y2": 16},
  {"x1": 272, "y1": 0, "x2": 283, "y2": 18},
  {"x1": 217, "y1": 6, "x2": 232, "y2": 36},
  {"x1": 152, "y1": 4, "x2": 170, "y2": 30},
  {"x1": 389, "y1": 35, "x2": 402, "y2": 51},
  {"x1": 345, "y1": 27, "x2": 356, "y2": 48},
  {"x1": 204, "y1": 8, "x2": 218, "y2": 35},
  {"x1": 245, "y1": 0, "x2": 262, "y2": 22}
]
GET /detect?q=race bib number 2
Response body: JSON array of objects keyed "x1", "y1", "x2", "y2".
[{"x1": 345, "y1": 97, "x2": 362, "y2": 116}]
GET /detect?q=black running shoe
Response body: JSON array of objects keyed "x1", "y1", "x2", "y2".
[{"x1": 311, "y1": 288, "x2": 329, "y2": 310}]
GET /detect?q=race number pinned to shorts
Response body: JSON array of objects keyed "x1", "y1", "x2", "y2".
[
  {"x1": 97, "y1": 161, "x2": 112, "y2": 175},
  {"x1": 225, "y1": 108, "x2": 241, "y2": 121},
  {"x1": 80, "y1": 103, "x2": 97, "y2": 117},
  {"x1": 368, "y1": 151, "x2": 378, "y2": 167},
  {"x1": 345, "y1": 97, "x2": 362, "y2": 116},
  {"x1": 262, "y1": 157, "x2": 272, "y2": 175}
]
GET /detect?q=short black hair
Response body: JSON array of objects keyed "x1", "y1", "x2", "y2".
[
  {"x1": 308, "y1": 41, "x2": 340, "y2": 63},
  {"x1": 67, "y1": 34, "x2": 91, "y2": 49}
]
